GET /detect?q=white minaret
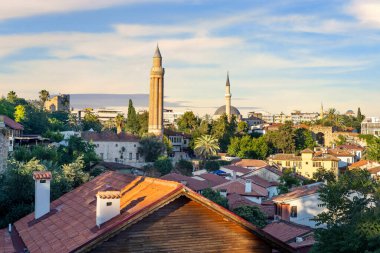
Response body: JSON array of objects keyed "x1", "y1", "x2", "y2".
[
  {"x1": 33, "y1": 171, "x2": 52, "y2": 219},
  {"x1": 225, "y1": 72, "x2": 232, "y2": 122}
]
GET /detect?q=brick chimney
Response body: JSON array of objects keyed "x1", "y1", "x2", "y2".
[
  {"x1": 96, "y1": 191, "x2": 121, "y2": 227},
  {"x1": 245, "y1": 179, "x2": 252, "y2": 193},
  {"x1": 33, "y1": 171, "x2": 52, "y2": 219}
]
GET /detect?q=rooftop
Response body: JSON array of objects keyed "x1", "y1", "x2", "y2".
[
  {"x1": 263, "y1": 220, "x2": 313, "y2": 243},
  {"x1": 222, "y1": 165, "x2": 251, "y2": 174},
  {"x1": 272, "y1": 182, "x2": 323, "y2": 203},
  {"x1": 213, "y1": 179, "x2": 268, "y2": 197},
  {"x1": 0, "y1": 115, "x2": 24, "y2": 131},
  {"x1": 233, "y1": 159, "x2": 268, "y2": 168},
  {"x1": 161, "y1": 173, "x2": 209, "y2": 191}
]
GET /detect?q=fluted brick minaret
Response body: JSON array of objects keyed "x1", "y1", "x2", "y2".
[
  {"x1": 148, "y1": 45, "x2": 164, "y2": 137},
  {"x1": 225, "y1": 72, "x2": 232, "y2": 122}
]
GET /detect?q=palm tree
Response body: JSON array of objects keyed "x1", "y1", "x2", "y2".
[
  {"x1": 115, "y1": 113, "x2": 125, "y2": 134},
  {"x1": 39, "y1": 90, "x2": 50, "y2": 108},
  {"x1": 194, "y1": 135, "x2": 220, "y2": 160}
]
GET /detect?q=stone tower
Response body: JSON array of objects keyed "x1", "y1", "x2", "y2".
[
  {"x1": 148, "y1": 45, "x2": 165, "y2": 137},
  {"x1": 225, "y1": 72, "x2": 232, "y2": 122},
  {"x1": 320, "y1": 103, "x2": 324, "y2": 120}
]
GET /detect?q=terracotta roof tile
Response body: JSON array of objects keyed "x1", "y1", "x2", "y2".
[
  {"x1": 222, "y1": 165, "x2": 251, "y2": 174},
  {"x1": 0, "y1": 229, "x2": 15, "y2": 253},
  {"x1": 368, "y1": 166, "x2": 380, "y2": 174},
  {"x1": 196, "y1": 173, "x2": 228, "y2": 187},
  {"x1": 234, "y1": 159, "x2": 268, "y2": 168},
  {"x1": 270, "y1": 154, "x2": 302, "y2": 161},
  {"x1": 243, "y1": 175, "x2": 279, "y2": 188},
  {"x1": 272, "y1": 183, "x2": 322, "y2": 202},
  {"x1": 0, "y1": 115, "x2": 24, "y2": 130},
  {"x1": 96, "y1": 191, "x2": 121, "y2": 199},
  {"x1": 327, "y1": 149, "x2": 355, "y2": 157},
  {"x1": 227, "y1": 193, "x2": 275, "y2": 217},
  {"x1": 33, "y1": 171, "x2": 52, "y2": 180},
  {"x1": 300, "y1": 148, "x2": 314, "y2": 154},
  {"x1": 213, "y1": 179, "x2": 268, "y2": 197},
  {"x1": 161, "y1": 173, "x2": 209, "y2": 191},
  {"x1": 349, "y1": 160, "x2": 370, "y2": 169},
  {"x1": 263, "y1": 221, "x2": 312, "y2": 243}
]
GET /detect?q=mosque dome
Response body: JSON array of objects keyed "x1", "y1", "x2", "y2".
[{"x1": 214, "y1": 105, "x2": 241, "y2": 116}]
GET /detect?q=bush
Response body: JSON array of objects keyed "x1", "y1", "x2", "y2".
[
  {"x1": 205, "y1": 160, "x2": 220, "y2": 171},
  {"x1": 201, "y1": 188, "x2": 229, "y2": 209},
  {"x1": 233, "y1": 206, "x2": 268, "y2": 228},
  {"x1": 174, "y1": 160, "x2": 193, "y2": 176},
  {"x1": 154, "y1": 157, "x2": 173, "y2": 176}
]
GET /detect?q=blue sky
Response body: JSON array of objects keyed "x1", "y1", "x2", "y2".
[{"x1": 0, "y1": 0, "x2": 379, "y2": 117}]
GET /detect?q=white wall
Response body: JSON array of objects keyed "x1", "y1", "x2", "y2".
[
  {"x1": 244, "y1": 196, "x2": 263, "y2": 204},
  {"x1": 285, "y1": 193, "x2": 326, "y2": 228},
  {"x1": 35, "y1": 179, "x2": 51, "y2": 219},
  {"x1": 267, "y1": 186, "x2": 279, "y2": 198},
  {"x1": 220, "y1": 167, "x2": 245, "y2": 177},
  {"x1": 93, "y1": 141, "x2": 142, "y2": 165},
  {"x1": 250, "y1": 169, "x2": 281, "y2": 183},
  {"x1": 96, "y1": 197, "x2": 120, "y2": 226}
]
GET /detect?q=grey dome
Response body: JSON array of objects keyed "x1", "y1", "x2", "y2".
[{"x1": 214, "y1": 105, "x2": 241, "y2": 116}]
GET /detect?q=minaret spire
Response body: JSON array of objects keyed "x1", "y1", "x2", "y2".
[
  {"x1": 225, "y1": 72, "x2": 232, "y2": 122},
  {"x1": 148, "y1": 46, "x2": 165, "y2": 137}
]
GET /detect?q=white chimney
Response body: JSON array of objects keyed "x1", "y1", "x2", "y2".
[
  {"x1": 296, "y1": 237, "x2": 304, "y2": 243},
  {"x1": 232, "y1": 171, "x2": 237, "y2": 180},
  {"x1": 220, "y1": 189, "x2": 227, "y2": 198},
  {"x1": 96, "y1": 191, "x2": 121, "y2": 227},
  {"x1": 33, "y1": 171, "x2": 52, "y2": 219},
  {"x1": 245, "y1": 179, "x2": 252, "y2": 193}
]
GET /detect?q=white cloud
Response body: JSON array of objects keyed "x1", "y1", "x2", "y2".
[
  {"x1": 347, "y1": 0, "x2": 380, "y2": 28},
  {"x1": 0, "y1": 0, "x2": 186, "y2": 20}
]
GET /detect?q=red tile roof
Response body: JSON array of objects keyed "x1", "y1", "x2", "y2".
[
  {"x1": 0, "y1": 115, "x2": 24, "y2": 130},
  {"x1": 161, "y1": 173, "x2": 209, "y2": 191},
  {"x1": 243, "y1": 175, "x2": 279, "y2": 188},
  {"x1": 349, "y1": 160, "x2": 370, "y2": 169},
  {"x1": 368, "y1": 166, "x2": 380, "y2": 175},
  {"x1": 300, "y1": 149, "x2": 314, "y2": 154},
  {"x1": 272, "y1": 183, "x2": 322, "y2": 202},
  {"x1": 228, "y1": 193, "x2": 275, "y2": 218},
  {"x1": 32, "y1": 171, "x2": 52, "y2": 180},
  {"x1": 234, "y1": 159, "x2": 268, "y2": 168},
  {"x1": 81, "y1": 131, "x2": 140, "y2": 142},
  {"x1": 0, "y1": 229, "x2": 15, "y2": 253},
  {"x1": 213, "y1": 179, "x2": 268, "y2": 197},
  {"x1": 327, "y1": 149, "x2": 355, "y2": 157},
  {"x1": 336, "y1": 144, "x2": 364, "y2": 151},
  {"x1": 251, "y1": 166, "x2": 283, "y2": 177},
  {"x1": 263, "y1": 221, "x2": 312, "y2": 243},
  {"x1": 222, "y1": 165, "x2": 251, "y2": 174},
  {"x1": 8, "y1": 171, "x2": 294, "y2": 253},
  {"x1": 196, "y1": 173, "x2": 228, "y2": 187},
  {"x1": 270, "y1": 154, "x2": 302, "y2": 161}
]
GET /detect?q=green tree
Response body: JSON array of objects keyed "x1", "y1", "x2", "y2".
[
  {"x1": 174, "y1": 160, "x2": 193, "y2": 176},
  {"x1": 176, "y1": 111, "x2": 199, "y2": 133},
  {"x1": 14, "y1": 105, "x2": 26, "y2": 122},
  {"x1": 163, "y1": 135, "x2": 173, "y2": 155},
  {"x1": 367, "y1": 137, "x2": 380, "y2": 162},
  {"x1": 311, "y1": 169, "x2": 380, "y2": 253},
  {"x1": 126, "y1": 99, "x2": 140, "y2": 134},
  {"x1": 277, "y1": 121, "x2": 295, "y2": 153},
  {"x1": 115, "y1": 113, "x2": 125, "y2": 133},
  {"x1": 312, "y1": 167, "x2": 336, "y2": 183},
  {"x1": 62, "y1": 156, "x2": 89, "y2": 188},
  {"x1": 138, "y1": 136, "x2": 166, "y2": 162},
  {"x1": 211, "y1": 114, "x2": 236, "y2": 152},
  {"x1": 278, "y1": 168, "x2": 302, "y2": 194},
  {"x1": 357, "y1": 107, "x2": 365, "y2": 122},
  {"x1": 82, "y1": 108, "x2": 102, "y2": 132},
  {"x1": 201, "y1": 188, "x2": 229, "y2": 209},
  {"x1": 194, "y1": 135, "x2": 220, "y2": 160},
  {"x1": 295, "y1": 128, "x2": 315, "y2": 152},
  {"x1": 204, "y1": 160, "x2": 220, "y2": 172},
  {"x1": 154, "y1": 157, "x2": 173, "y2": 176},
  {"x1": 0, "y1": 98, "x2": 15, "y2": 118},
  {"x1": 137, "y1": 111, "x2": 148, "y2": 136},
  {"x1": 237, "y1": 121, "x2": 249, "y2": 134},
  {"x1": 233, "y1": 206, "x2": 268, "y2": 228},
  {"x1": 335, "y1": 134, "x2": 347, "y2": 146},
  {"x1": 7, "y1": 91, "x2": 17, "y2": 103},
  {"x1": 39, "y1": 89, "x2": 50, "y2": 109}
]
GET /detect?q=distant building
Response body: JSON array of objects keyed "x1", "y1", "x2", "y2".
[
  {"x1": 44, "y1": 94, "x2": 70, "y2": 112},
  {"x1": 0, "y1": 115, "x2": 23, "y2": 152},
  {"x1": 361, "y1": 117, "x2": 380, "y2": 136},
  {"x1": 268, "y1": 148, "x2": 339, "y2": 178},
  {"x1": 81, "y1": 131, "x2": 143, "y2": 167},
  {"x1": 74, "y1": 108, "x2": 123, "y2": 122},
  {"x1": 272, "y1": 182, "x2": 325, "y2": 228},
  {"x1": 290, "y1": 110, "x2": 319, "y2": 124},
  {"x1": 163, "y1": 109, "x2": 184, "y2": 126},
  {"x1": 164, "y1": 129, "x2": 191, "y2": 161}
]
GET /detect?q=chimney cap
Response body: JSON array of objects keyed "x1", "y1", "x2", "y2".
[
  {"x1": 33, "y1": 171, "x2": 52, "y2": 180},
  {"x1": 97, "y1": 191, "x2": 121, "y2": 199}
]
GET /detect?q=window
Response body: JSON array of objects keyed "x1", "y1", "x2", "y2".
[
  {"x1": 286, "y1": 161, "x2": 290, "y2": 167},
  {"x1": 136, "y1": 153, "x2": 139, "y2": 160},
  {"x1": 100, "y1": 153, "x2": 104, "y2": 159},
  {"x1": 115, "y1": 144, "x2": 118, "y2": 147},
  {"x1": 291, "y1": 206, "x2": 297, "y2": 218},
  {"x1": 40, "y1": 180, "x2": 46, "y2": 184},
  {"x1": 106, "y1": 202, "x2": 112, "y2": 206},
  {"x1": 129, "y1": 153, "x2": 132, "y2": 160}
]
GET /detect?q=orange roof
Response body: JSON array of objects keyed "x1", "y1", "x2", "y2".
[
  {"x1": 301, "y1": 148, "x2": 314, "y2": 154},
  {"x1": 272, "y1": 183, "x2": 322, "y2": 202},
  {"x1": 234, "y1": 159, "x2": 268, "y2": 168},
  {"x1": 0, "y1": 229, "x2": 15, "y2": 253},
  {"x1": 348, "y1": 160, "x2": 369, "y2": 169},
  {"x1": 32, "y1": 171, "x2": 52, "y2": 180},
  {"x1": 270, "y1": 154, "x2": 302, "y2": 161},
  {"x1": 327, "y1": 149, "x2": 355, "y2": 157},
  {"x1": 263, "y1": 221, "x2": 312, "y2": 243},
  {"x1": 9, "y1": 171, "x2": 294, "y2": 253},
  {"x1": 161, "y1": 173, "x2": 209, "y2": 191},
  {"x1": 368, "y1": 166, "x2": 380, "y2": 174}
]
